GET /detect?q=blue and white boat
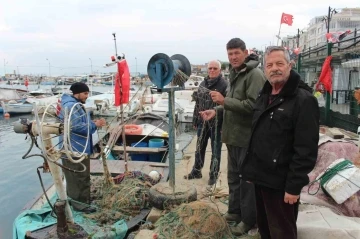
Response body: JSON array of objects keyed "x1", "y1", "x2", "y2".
[
  {"x1": 0, "y1": 100, "x2": 33, "y2": 114},
  {"x1": 0, "y1": 87, "x2": 28, "y2": 113}
]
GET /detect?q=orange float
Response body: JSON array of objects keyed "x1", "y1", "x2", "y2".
[{"x1": 124, "y1": 124, "x2": 142, "y2": 135}]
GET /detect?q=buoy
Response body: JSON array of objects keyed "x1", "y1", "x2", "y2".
[
  {"x1": 124, "y1": 124, "x2": 142, "y2": 135},
  {"x1": 149, "y1": 170, "x2": 161, "y2": 181},
  {"x1": 4, "y1": 113, "x2": 10, "y2": 118}
]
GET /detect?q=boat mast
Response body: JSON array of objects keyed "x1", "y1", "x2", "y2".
[{"x1": 112, "y1": 33, "x2": 128, "y2": 172}]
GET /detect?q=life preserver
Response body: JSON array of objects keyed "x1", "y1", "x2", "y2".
[{"x1": 124, "y1": 124, "x2": 142, "y2": 135}]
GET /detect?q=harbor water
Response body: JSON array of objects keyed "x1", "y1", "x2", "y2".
[{"x1": 0, "y1": 83, "x2": 194, "y2": 238}]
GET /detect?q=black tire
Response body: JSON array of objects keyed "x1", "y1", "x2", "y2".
[{"x1": 148, "y1": 184, "x2": 197, "y2": 210}]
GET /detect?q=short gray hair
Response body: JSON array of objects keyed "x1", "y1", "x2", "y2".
[
  {"x1": 264, "y1": 46, "x2": 291, "y2": 63},
  {"x1": 208, "y1": 60, "x2": 221, "y2": 69}
]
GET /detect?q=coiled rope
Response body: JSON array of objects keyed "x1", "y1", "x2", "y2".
[{"x1": 308, "y1": 159, "x2": 360, "y2": 196}]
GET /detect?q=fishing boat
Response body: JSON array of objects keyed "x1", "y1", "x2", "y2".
[
  {"x1": 0, "y1": 87, "x2": 27, "y2": 113},
  {"x1": 84, "y1": 87, "x2": 146, "y2": 117},
  {"x1": 151, "y1": 90, "x2": 195, "y2": 123},
  {"x1": 12, "y1": 111, "x2": 171, "y2": 239},
  {"x1": 0, "y1": 100, "x2": 33, "y2": 114}
]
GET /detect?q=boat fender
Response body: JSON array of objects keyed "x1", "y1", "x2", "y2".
[
  {"x1": 149, "y1": 170, "x2": 161, "y2": 181},
  {"x1": 124, "y1": 124, "x2": 142, "y2": 135}
]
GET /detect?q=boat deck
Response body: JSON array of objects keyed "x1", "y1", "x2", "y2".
[{"x1": 90, "y1": 159, "x2": 169, "y2": 180}]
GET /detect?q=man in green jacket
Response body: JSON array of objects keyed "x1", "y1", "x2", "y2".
[{"x1": 201, "y1": 38, "x2": 266, "y2": 236}]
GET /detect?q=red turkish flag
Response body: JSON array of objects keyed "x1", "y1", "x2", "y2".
[
  {"x1": 281, "y1": 13, "x2": 294, "y2": 26},
  {"x1": 114, "y1": 59, "x2": 130, "y2": 106}
]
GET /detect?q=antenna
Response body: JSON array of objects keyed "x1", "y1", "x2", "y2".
[{"x1": 112, "y1": 32, "x2": 118, "y2": 58}]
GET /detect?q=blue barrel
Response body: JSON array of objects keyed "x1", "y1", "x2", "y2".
[
  {"x1": 130, "y1": 142, "x2": 148, "y2": 161},
  {"x1": 148, "y1": 139, "x2": 164, "y2": 162}
]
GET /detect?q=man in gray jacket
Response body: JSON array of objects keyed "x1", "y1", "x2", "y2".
[{"x1": 201, "y1": 38, "x2": 266, "y2": 236}]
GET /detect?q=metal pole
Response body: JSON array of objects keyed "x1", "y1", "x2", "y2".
[
  {"x1": 355, "y1": 28, "x2": 357, "y2": 46},
  {"x1": 297, "y1": 28, "x2": 300, "y2": 48},
  {"x1": 297, "y1": 53, "x2": 302, "y2": 73},
  {"x1": 112, "y1": 33, "x2": 118, "y2": 58},
  {"x1": 168, "y1": 90, "x2": 176, "y2": 190},
  {"x1": 111, "y1": 33, "x2": 128, "y2": 171},
  {"x1": 89, "y1": 58, "x2": 93, "y2": 74},
  {"x1": 3, "y1": 59, "x2": 6, "y2": 77},
  {"x1": 325, "y1": 6, "x2": 333, "y2": 125},
  {"x1": 277, "y1": 23, "x2": 282, "y2": 46},
  {"x1": 135, "y1": 57, "x2": 137, "y2": 77},
  {"x1": 46, "y1": 58, "x2": 51, "y2": 77}
]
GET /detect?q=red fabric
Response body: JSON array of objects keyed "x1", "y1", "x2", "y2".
[
  {"x1": 115, "y1": 59, "x2": 130, "y2": 106},
  {"x1": 318, "y1": 56, "x2": 333, "y2": 93},
  {"x1": 24, "y1": 77, "x2": 29, "y2": 87},
  {"x1": 56, "y1": 98, "x2": 61, "y2": 116},
  {"x1": 280, "y1": 13, "x2": 293, "y2": 26}
]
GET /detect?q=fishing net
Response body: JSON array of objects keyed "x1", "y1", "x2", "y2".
[
  {"x1": 172, "y1": 69, "x2": 190, "y2": 87},
  {"x1": 86, "y1": 171, "x2": 160, "y2": 225},
  {"x1": 154, "y1": 201, "x2": 233, "y2": 239},
  {"x1": 187, "y1": 73, "x2": 224, "y2": 185}
]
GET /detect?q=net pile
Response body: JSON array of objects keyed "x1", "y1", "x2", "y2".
[
  {"x1": 171, "y1": 69, "x2": 189, "y2": 87},
  {"x1": 303, "y1": 141, "x2": 360, "y2": 217},
  {"x1": 87, "y1": 173, "x2": 156, "y2": 225},
  {"x1": 154, "y1": 201, "x2": 233, "y2": 239}
]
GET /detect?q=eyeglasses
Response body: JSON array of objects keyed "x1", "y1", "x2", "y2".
[{"x1": 208, "y1": 67, "x2": 218, "y2": 70}]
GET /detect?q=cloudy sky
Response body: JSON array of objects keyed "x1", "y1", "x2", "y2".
[{"x1": 0, "y1": 0, "x2": 358, "y2": 76}]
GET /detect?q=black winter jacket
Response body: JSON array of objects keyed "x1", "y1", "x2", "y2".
[
  {"x1": 240, "y1": 70, "x2": 319, "y2": 195},
  {"x1": 192, "y1": 75, "x2": 228, "y2": 127}
]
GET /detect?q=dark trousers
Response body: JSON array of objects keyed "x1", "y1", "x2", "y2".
[
  {"x1": 61, "y1": 156, "x2": 91, "y2": 210},
  {"x1": 227, "y1": 145, "x2": 256, "y2": 226},
  {"x1": 193, "y1": 123, "x2": 222, "y2": 178},
  {"x1": 255, "y1": 185, "x2": 299, "y2": 239}
]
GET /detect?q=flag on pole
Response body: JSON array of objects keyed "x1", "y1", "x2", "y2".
[
  {"x1": 326, "y1": 30, "x2": 352, "y2": 43},
  {"x1": 114, "y1": 59, "x2": 130, "y2": 106},
  {"x1": 317, "y1": 56, "x2": 333, "y2": 93},
  {"x1": 280, "y1": 13, "x2": 294, "y2": 26}
]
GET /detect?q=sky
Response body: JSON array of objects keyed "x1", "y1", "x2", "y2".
[{"x1": 0, "y1": 0, "x2": 358, "y2": 76}]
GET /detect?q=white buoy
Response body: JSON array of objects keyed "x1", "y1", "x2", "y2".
[{"x1": 149, "y1": 170, "x2": 161, "y2": 181}]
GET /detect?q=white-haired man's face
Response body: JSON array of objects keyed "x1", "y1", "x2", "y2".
[{"x1": 207, "y1": 62, "x2": 221, "y2": 79}]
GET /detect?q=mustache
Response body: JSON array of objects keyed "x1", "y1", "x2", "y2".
[{"x1": 270, "y1": 71, "x2": 283, "y2": 76}]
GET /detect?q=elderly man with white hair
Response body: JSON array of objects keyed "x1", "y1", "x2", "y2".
[{"x1": 184, "y1": 60, "x2": 228, "y2": 186}]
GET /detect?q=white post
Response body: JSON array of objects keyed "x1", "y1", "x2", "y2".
[
  {"x1": 47, "y1": 161, "x2": 74, "y2": 223},
  {"x1": 33, "y1": 124, "x2": 74, "y2": 223},
  {"x1": 112, "y1": 74, "x2": 114, "y2": 103}
]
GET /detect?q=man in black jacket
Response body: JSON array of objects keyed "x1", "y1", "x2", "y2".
[
  {"x1": 240, "y1": 46, "x2": 319, "y2": 239},
  {"x1": 184, "y1": 60, "x2": 228, "y2": 185}
]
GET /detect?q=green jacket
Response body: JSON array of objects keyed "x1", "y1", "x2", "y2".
[{"x1": 218, "y1": 59, "x2": 266, "y2": 147}]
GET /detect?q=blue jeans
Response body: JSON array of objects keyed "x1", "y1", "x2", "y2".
[{"x1": 193, "y1": 123, "x2": 222, "y2": 178}]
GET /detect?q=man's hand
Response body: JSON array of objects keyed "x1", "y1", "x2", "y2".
[
  {"x1": 199, "y1": 110, "x2": 216, "y2": 121},
  {"x1": 284, "y1": 192, "x2": 299, "y2": 204},
  {"x1": 210, "y1": 91, "x2": 225, "y2": 105},
  {"x1": 95, "y1": 118, "x2": 106, "y2": 127},
  {"x1": 193, "y1": 125, "x2": 197, "y2": 130}
]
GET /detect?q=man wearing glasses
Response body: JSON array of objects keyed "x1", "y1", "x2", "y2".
[
  {"x1": 185, "y1": 60, "x2": 228, "y2": 186},
  {"x1": 201, "y1": 38, "x2": 266, "y2": 236}
]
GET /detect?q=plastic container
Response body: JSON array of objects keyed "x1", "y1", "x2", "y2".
[
  {"x1": 148, "y1": 139, "x2": 165, "y2": 162},
  {"x1": 130, "y1": 142, "x2": 148, "y2": 161}
]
